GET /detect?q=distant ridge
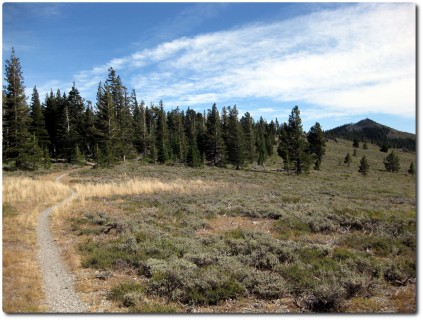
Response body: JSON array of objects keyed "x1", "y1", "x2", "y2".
[{"x1": 325, "y1": 118, "x2": 415, "y2": 151}]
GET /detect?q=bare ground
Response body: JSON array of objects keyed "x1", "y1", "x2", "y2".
[{"x1": 36, "y1": 172, "x2": 87, "y2": 313}]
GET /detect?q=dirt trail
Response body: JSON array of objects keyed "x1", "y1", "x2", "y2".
[{"x1": 36, "y1": 171, "x2": 87, "y2": 313}]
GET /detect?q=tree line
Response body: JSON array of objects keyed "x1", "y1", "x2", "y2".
[{"x1": 3, "y1": 49, "x2": 325, "y2": 173}]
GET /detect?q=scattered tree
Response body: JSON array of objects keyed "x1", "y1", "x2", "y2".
[
  {"x1": 353, "y1": 138, "x2": 359, "y2": 148},
  {"x1": 380, "y1": 143, "x2": 389, "y2": 153},
  {"x1": 358, "y1": 155, "x2": 370, "y2": 177},
  {"x1": 383, "y1": 151, "x2": 400, "y2": 172},
  {"x1": 344, "y1": 152, "x2": 352, "y2": 167},
  {"x1": 408, "y1": 162, "x2": 415, "y2": 176},
  {"x1": 353, "y1": 147, "x2": 357, "y2": 157},
  {"x1": 307, "y1": 122, "x2": 326, "y2": 170},
  {"x1": 278, "y1": 106, "x2": 309, "y2": 175}
]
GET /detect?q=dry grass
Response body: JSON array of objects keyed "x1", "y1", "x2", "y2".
[
  {"x1": 2, "y1": 175, "x2": 71, "y2": 312},
  {"x1": 73, "y1": 178, "x2": 217, "y2": 200}
]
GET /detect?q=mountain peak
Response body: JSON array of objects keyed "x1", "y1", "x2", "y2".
[
  {"x1": 326, "y1": 119, "x2": 415, "y2": 151},
  {"x1": 347, "y1": 118, "x2": 383, "y2": 131}
]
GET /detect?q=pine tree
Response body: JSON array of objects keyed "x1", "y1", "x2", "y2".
[
  {"x1": 277, "y1": 106, "x2": 308, "y2": 174},
  {"x1": 353, "y1": 138, "x2": 359, "y2": 148},
  {"x1": 358, "y1": 155, "x2": 370, "y2": 176},
  {"x1": 44, "y1": 89, "x2": 59, "y2": 157},
  {"x1": 106, "y1": 68, "x2": 135, "y2": 161},
  {"x1": 2, "y1": 48, "x2": 32, "y2": 167},
  {"x1": 55, "y1": 91, "x2": 73, "y2": 160},
  {"x1": 29, "y1": 86, "x2": 50, "y2": 149},
  {"x1": 70, "y1": 144, "x2": 84, "y2": 164},
  {"x1": 67, "y1": 82, "x2": 86, "y2": 153},
  {"x1": 226, "y1": 105, "x2": 245, "y2": 169},
  {"x1": 408, "y1": 161, "x2": 415, "y2": 176},
  {"x1": 185, "y1": 109, "x2": 201, "y2": 167},
  {"x1": 353, "y1": 147, "x2": 357, "y2": 157},
  {"x1": 363, "y1": 141, "x2": 368, "y2": 150},
  {"x1": 344, "y1": 152, "x2": 352, "y2": 167},
  {"x1": 94, "y1": 83, "x2": 118, "y2": 165},
  {"x1": 256, "y1": 117, "x2": 268, "y2": 166},
  {"x1": 380, "y1": 143, "x2": 389, "y2": 153},
  {"x1": 265, "y1": 121, "x2": 275, "y2": 157},
  {"x1": 156, "y1": 102, "x2": 169, "y2": 164},
  {"x1": 133, "y1": 97, "x2": 148, "y2": 158},
  {"x1": 43, "y1": 146, "x2": 51, "y2": 169},
  {"x1": 383, "y1": 151, "x2": 400, "y2": 172},
  {"x1": 17, "y1": 133, "x2": 44, "y2": 170},
  {"x1": 240, "y1": 112, "x2": 256, "y2": 163},
  {"x1": 145, "y1": 105, "x2": 157, "y2": 163},
  {"x1": 196, "y1": 111, "x2": 207, "y2": 165},
  {"x1": 205, "y1": 103, "x2": 225, "y2": 166},
  {"x1": 81, "y1": 102, "x2": 97, "y2": 157},
  {"x1": 168, "y1": 107, "x2": 187, "y2": 163},
  {"x1": 307, "y1": 122, "x2": 326, "y2": 170},
  {"x1": 132, "y1": 90, "x2": 144, "y2": 155}
]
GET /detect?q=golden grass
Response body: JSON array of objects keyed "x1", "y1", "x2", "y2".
[
  {"x1": 73, "y1": 178, "x2": 216, "y2": 199},
  {"x1": 2, "y1": 175, "x2": 70, "y2": 312}
]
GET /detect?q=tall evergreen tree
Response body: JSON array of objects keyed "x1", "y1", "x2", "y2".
[
  {"x1": 132, "y1": 90, "x2": 143, "y2": 155},
  {"x1": 67, "y1": 83, "x2": 85, "y2": 141},
  {"x1": 265, "y1": 121, "x2": 275, "y2": 157},
  {"x1": 94, "y1": 82, "x2": 117, "y2": 164},
  {"x1": 156, "y1": 102, "x2": 169, "y2": 164},
  {"x1": 205, "y1": 103, "x2": 225, "y2": 166},
  {"x1": 196, "y1": 111, "x2": 207, "y2": 165},
  {"x1": 55, "y1": 91, "x2": 73, "y2": 160},
  {"x1": 256, "y1": 117, "x2": 268, "y2": 166},
  {"x1": 240, "y1": 112, "x2": 256, "y2": 163},
  {"x1": 277, "y1": 106, "x2": 309, "y2": 174},
  {"x1": 226, "y1": 105, "x2": 245, "y2": 169},
  {"x1": 2, "y1": 48, "x2": 32, "y2": 167},
  {"x1": 29, "y1": 86, "x2": 50, "y2": 149},
  {"x1": 81, "y1": 102, "x2": 97, "y2": 156},
  {"x1": 168, "y1": 107, "x2": 187, "y2": 162},
  {"x1": 145, "y1": 104, "x2": 157, "y2": 163},
  {"x1": 307, "y1": 122, "x2": 326, "y2": 170},
  {"x1": 185, "y1": 108, "x2": 201, "y2": 167},
  {"x1": 106, "y1": 68, "x2": 135, "y2": 161},
  {"x1": 44, "y1": 89, "x2": 59, "y2": 157}
]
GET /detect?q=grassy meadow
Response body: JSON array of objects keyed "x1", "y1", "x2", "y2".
[
  {"x1": 50, "y1": 138, "x2": 416, "y2": 313},
  {"x1": 3, "y1": 138, "x2": 416, "y2": 313}
]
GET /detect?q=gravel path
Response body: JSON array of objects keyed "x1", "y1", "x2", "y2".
[{"x1": 36, "y1": 172, "x2": 87, "y2": 313}]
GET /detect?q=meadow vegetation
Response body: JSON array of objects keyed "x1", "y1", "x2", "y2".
[{"x1": 51, "y1": 138, "x2": 416, "y2": 313}]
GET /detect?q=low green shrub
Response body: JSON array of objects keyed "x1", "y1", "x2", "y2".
[
  {"x1": 243, "y1": 270, "x2": 287, "y2": 299},
  {"x1": 145, "y1": 258, "x2": 245, "y2": 305},
  {"x1": 109, "y1": 281, "x2": 145, "y2": 305}
]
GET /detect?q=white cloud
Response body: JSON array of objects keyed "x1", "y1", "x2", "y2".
[{"x1": 39, "y1": 3, "x2": 415, "y2": 119}]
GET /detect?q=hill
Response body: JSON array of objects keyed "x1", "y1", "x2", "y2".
[{"x1": 325, "y1": 118, "x2": 416, "y2": 151}]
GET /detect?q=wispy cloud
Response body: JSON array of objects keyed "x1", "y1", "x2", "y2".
[{"x1": 40, "y1": 3, "x2": 415, "y2": 118}]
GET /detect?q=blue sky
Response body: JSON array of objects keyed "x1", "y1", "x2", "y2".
[{"x1": 3, "y1": 2, "x2": 416, "y2": 133}]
